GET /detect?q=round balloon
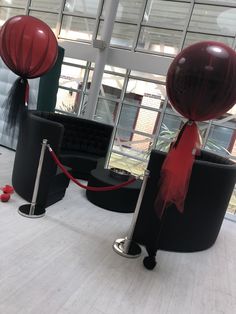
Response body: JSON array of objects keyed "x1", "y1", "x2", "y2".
[
  {"x1": 0, "y1": 15, "x2": 58, "y2": 78},
  {"x1": 166, "y1": 41, "x2": 236, "y2": 121}
]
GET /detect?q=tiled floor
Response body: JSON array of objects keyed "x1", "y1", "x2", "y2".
[{"x1": 0, "y1": 146, "x2": 236, "y2": 314}]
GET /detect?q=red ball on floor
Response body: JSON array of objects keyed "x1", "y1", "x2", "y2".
[
  {"x1": 1, "y1": 185, "x2": 14, "y2": 194},
  {"x1": 0, "y1": 193, "x2": 11, "y2": 202}
]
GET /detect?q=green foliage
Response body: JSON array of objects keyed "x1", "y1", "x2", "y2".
[
  {"x1": 155, "y1": 123, "x2": 230, "y2": 156},
  {"x1": 156, "y1": 123, "x2": 178, "y2": 152}
]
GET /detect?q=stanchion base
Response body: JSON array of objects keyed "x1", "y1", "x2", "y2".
[
  {"x1": 18, "y1": 204, "x2": 46, "y2": 218},
  {"x1": 113, "y1": 238, "x2": 141, "y2": 258}
]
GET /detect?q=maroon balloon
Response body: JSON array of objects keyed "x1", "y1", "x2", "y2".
[
  {"x1": 167, "y1": 41, "x2": 236, "y2": 121},
  {"x1": 0, "y1": 15, "x2": 58, "y2": 78}
]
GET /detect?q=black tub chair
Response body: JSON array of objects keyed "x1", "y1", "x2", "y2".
[
  {"x1": 12, "y1": 109, "x2": 113, "y2": 212},
  {"x1": 12, "y1": 111, "x2": 70, "y2": 211},
  {"x1": 132, "y1": 149, "x2": 236, "y2": 268}
]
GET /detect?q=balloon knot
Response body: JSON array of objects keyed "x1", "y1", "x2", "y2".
[
  {"x1": 187, "y1": 120, "x2": 194, "y2": 125},
  {"x1": 20, "y1": 77, "x2": 27, "y2": 82}
]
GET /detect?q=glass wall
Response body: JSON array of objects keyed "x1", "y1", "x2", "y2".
[{"x1": 0, "y1": 0, "x2": 235, "y2": 216}]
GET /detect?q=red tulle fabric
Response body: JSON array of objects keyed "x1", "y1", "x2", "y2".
[{"x1": 154, "y1": 121, "x2": 201, "y2": 218}]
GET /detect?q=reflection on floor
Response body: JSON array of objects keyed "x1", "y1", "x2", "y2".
[{"x1": 0, "y1": 145, "x2": 236, "y2": 314}]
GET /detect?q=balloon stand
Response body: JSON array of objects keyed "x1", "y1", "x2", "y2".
[
  {"x1": 18, "y1": 139, "x2": 48, "y2": 218},
  {"x1": 113, "y1": 169, "x2": 150, "y2": 258},
  {"x1": 18, "y1": 204, "x2": 46, "y2": 218}
]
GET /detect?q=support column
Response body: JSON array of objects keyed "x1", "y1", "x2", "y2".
[{"x1": 84, "y1": 0, "x2": 119, "y2": 120}]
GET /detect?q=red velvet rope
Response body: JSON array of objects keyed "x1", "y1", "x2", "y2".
[{"x1": 48, "y1": 146, "x2": 136, "y2": 192}]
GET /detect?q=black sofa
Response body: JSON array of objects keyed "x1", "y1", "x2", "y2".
[
  {"x1": 31, "y1": 111, "x2": 114, "y2": 180},
  {"x1": 132, "y1": 149, "x2": 236, "y2": 265}
]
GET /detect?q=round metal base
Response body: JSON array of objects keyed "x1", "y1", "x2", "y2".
[
  {"x1": 18, "y1": 204, "x2": 46, "y2": 218},
  {"x1": 113, "y1": 238, "x2": 142, "y2": 258}
]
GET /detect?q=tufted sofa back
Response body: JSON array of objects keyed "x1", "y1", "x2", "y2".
[{"x1": 33, "y1": 111, "x2": 113, "y2": 157}]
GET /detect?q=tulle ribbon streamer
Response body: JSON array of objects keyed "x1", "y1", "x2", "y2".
[
  {"x1": 154, "y1": 121, "x2": 201, "y2": 218},
  {"x1": 4, "y1": 77, "x2": 29, "y2": 131}
]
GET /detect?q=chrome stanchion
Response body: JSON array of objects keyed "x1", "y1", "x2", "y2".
[
  {"x1": 113, "y1": 169, "x2": 150, "y2": 258},
  {"x1": 18, "y1": 139, "x2": 48, "y2": 218}
]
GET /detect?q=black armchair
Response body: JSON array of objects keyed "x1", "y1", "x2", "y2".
[
  {"x1": 132, "y1": 149, "x2": 236, "y2": 260},
  {"x1": 12, "y1": 111, "x2": 70, "y2": 210}
]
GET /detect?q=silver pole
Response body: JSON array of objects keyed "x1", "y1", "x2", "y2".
[
  {"x1": 113, "y1": 169, "x2": 150, "y2": 258},
  {"x1": 29, "y1": 139, "x2": 48, "y2": 215},
  {"x1": 18, "y1": 139, "x2": 48, "y2": 218},
  {"x1": 84, "y1": 0, "x2": 120, "y2": 119}
]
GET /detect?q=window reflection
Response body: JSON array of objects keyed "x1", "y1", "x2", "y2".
[
  {"x1": 0, "y1": 0, "x2": 27, "y2": 6},
  {"x1": 189, "y1": 4, "x2": 236, "y2": 36},
  {"x1": 125, "y1": 79, "x2": 166, "y2": 108},
  {"x1": 206, "y1": 125, "x2": 235, "y2": 157},
  {"x1": 144, "y1": 0, "x2": 190, "y2": 28},
  {"x1": 94, "y1": 98, "x2": 117, "y2": 125},
  {"x1": 101, "y1": 74, "x2": 124, "y2": 100},
  {"x1": 183, "y1": 32, "x2": 234, "y2": 49},
  {"x1": 98, "y1": 21, "x2": 136, "y2": 48},
  {"x1": 137, "y1": 27, "x2": 181, "y2": 55},
  {"x1": 0, "y1": 8, "x2": 24, "y2": 26},
  {"x1": 29, "y1": 11, "x2": 58, "y2": 31},
  {"x1": 30, "y1": 0, "x2": 61, "y2": 11},
  {"x1": 115, "y1": 0, "x2": 144, "y2": 23},
  {"x1": 64, "y1": 0, "x2": 100, "y2": 16},
  {"x1": 60, "y1": 16, "x2": 95, "y2": 41}
]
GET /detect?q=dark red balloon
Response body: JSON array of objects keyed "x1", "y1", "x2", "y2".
[
  {"x1": 0, "y1": 15, "x2": 58, "y2": 78},
  {"x1": 167, "y1": 41, "x2": 236, "y2": 121}
]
